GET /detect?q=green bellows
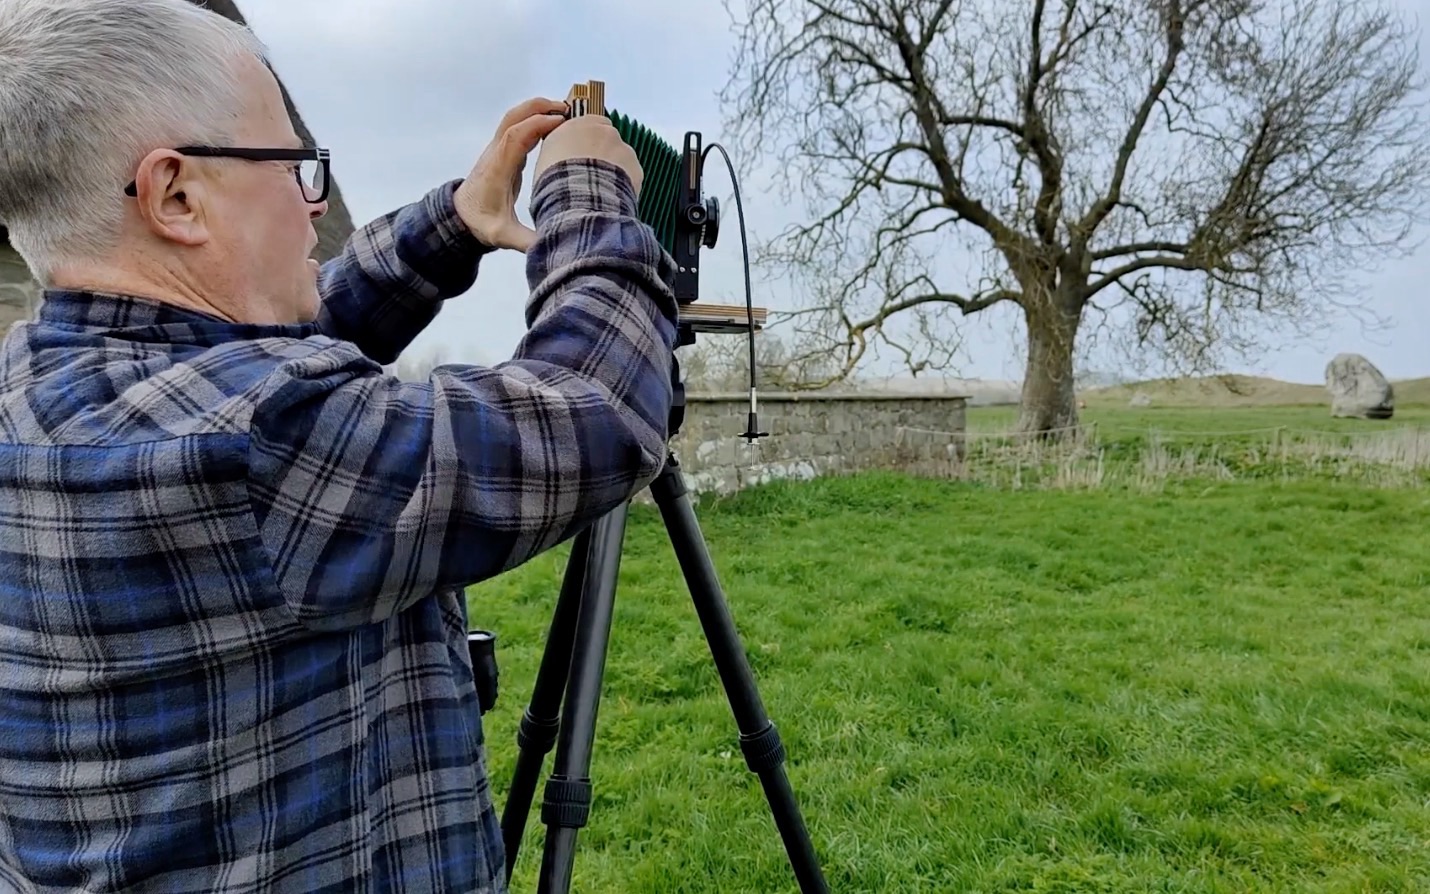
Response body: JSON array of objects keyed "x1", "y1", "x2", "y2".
[{"x1": 607, "y1": 109, "x2": 682, "y2": 254}]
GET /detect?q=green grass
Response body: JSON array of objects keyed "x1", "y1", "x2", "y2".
[
  {"x1": 950, "y1": 405, "x2": 1430, "y2": 492},
  {"x1": 1076, "y1": 375, "x2": 1430, "y2": 409},
  {"x1": 467, "y1": 467, "x2": 1430, "y2": 892},
  {"x1": 968, "y1": 402, "x2": 1430, "y2": 436}
]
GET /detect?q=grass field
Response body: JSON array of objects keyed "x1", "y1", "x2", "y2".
[
  {"x1": 466, "y1": 398, "x2": 1430, "y2": 893},
  {"x1": 1077, "y1": 375, "x2": 1430, "y2": 408},
  {"x1": 957, "y1": 400, "x2": 1430, "y2": 493},
  {"x1": 969, "y1": 403, "x2": 1430, "y2": 434}
]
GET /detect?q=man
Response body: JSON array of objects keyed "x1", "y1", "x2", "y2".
[{"x1": 0, "y1": 1, "x2": 677, "y2": 892}]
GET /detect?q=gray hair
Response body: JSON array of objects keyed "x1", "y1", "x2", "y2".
[{"x1": 0, "y1": 0, "x2": 269, "y2": 283}]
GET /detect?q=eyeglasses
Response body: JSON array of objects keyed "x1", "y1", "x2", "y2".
[{"x1": 123, "y1": 146, "x2": 331, "y2": 203}]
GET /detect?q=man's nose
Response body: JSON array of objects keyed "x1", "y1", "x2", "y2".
[{"x1": 309, "y1": 199, "x2": 328, "y2": 221}]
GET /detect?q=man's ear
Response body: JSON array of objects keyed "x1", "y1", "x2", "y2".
[{"x1": 131, "y1": 149, "x2": 211, "y2": 247}]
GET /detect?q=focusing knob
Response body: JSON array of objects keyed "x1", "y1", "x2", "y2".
[{"x1": 702, "y1": 197, "x2": 721, "y2": 249}]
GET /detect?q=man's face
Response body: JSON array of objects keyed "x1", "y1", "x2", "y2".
[{"x1": 208, "y1": 54, "x2": 328, "y2": 324}]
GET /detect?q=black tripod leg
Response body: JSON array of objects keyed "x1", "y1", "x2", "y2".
[
  {"x1": 537, "y1": 504, "x2": 630, "y2": 894},
  {"x1": 649, "y1": 455, "x2": 830, "y2": 894},
  {"x1": 500, "y1": 528, "x2": 591, "y2": 882}
]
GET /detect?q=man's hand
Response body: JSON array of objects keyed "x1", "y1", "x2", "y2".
[
  {"x1": 455, "y1": 97, "x2": 567, "y2": 252},
  {"x1": 533, "y1": 114, "x2": 644, "y2": 197}
]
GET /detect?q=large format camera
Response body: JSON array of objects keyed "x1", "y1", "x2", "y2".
[{"x1": 466, "y1": 80, "x2": 825, "y2": 894}]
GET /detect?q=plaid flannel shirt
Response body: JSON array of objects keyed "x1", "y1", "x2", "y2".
[{"x1": 0, "y1": 158, "x2": 678, "y2": 893}]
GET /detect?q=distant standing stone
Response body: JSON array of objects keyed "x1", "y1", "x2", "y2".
[
  {"x1": 1325, "y1": 353, "x2": 1394, "y2": 419},
  {"x1": 1129, "y1": 392, "x2": 1152, "y2": 408}
]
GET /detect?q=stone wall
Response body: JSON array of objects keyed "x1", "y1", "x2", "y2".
[{"x1": 662, "y1": 391, "x2": 968, "y2": 497}]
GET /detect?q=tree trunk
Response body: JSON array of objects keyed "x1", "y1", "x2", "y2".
[{"x1": 1016, "y1": 298, "x2": 1082, "y2": 436}]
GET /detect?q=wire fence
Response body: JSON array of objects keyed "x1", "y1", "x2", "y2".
[
  {"x1": 666, "y1": 416, "x2": 1430, "y2": 498},
  {"x1": 883, "y1": 420, "x2": 1430, "y2": 491}
]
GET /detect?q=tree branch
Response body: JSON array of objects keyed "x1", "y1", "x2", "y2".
[
  {"x1": 1020, "y1": 0, "x2": 1063, "y2": 246},
  {"x1": 941, "y1": 113, "x2": 1026, "y2": 136},
  {"x1": 1084, "y1": 254, "x2": 1204, "y2": 298},
  {"x1": 867, "y1": 288, "x2": 1022, "y2": 319},
  {"x1": 1075, "y1": 0, "x2": 1191, "y2": 242},
  {"x1": 1091, "y1": 240, "x2": 1191, "y2": 262},
  {"x1": 891, "y1": 14, "x2": 1023, "y2": 249}
]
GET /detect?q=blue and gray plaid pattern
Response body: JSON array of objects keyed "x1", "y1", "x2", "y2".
[{"x1": 0, "y1": 157, "x2": 678, "y2": 893}]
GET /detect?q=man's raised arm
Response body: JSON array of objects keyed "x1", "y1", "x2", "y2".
[
  {"x1": 310, "y1": 97, "x2": 570, "y2": 364},
  {"x1": 244, "y1": 151, "x2": 678, "y2": 632},
  {"x1": 311, "y1": 179, "x2": 492, "y2": 364}
]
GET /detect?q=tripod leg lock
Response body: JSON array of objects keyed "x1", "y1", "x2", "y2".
[
  {"x1": 516, "y1": 711, "x2": 562, "y2": 755},
  {"x1": 739, "y1": 723, "x2": 787, "y2": 774},
  {"x1": 541, "y1": 775, "x2": 593, "y2": 829}
]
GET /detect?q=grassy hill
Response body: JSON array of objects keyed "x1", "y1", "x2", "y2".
[{"x1": 1082, "y1": 374, "x2": 1430, "y2": 408}]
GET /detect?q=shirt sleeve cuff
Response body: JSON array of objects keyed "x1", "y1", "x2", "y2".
[
  {"x1": 529, "y1": 159, "x2": 640, "y2": 226},
  {"x1": 425, "y1": 178, "x2": 496, "y2": 261}
]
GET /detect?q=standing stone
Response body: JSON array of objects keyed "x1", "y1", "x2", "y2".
[{"x1": 1325, "y1": 353, "x2": 1394, "y2": 419}]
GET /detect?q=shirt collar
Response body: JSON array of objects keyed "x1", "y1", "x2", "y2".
[{"x1": 36, "y1": 288, "x2": 321, "y2": 345}]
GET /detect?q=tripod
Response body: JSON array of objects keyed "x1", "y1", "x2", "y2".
[{"x1": 489, "y1": 353, "x2": 830, "y2": 894}]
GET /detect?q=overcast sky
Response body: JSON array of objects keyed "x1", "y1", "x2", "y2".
[{"x1": 234, "y1": 0, "x2": 1430, "y2": 385}]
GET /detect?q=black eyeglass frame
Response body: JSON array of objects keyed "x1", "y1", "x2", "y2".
[{"x1": 122, "y1": 146, "x2": 331, "y2": 203}]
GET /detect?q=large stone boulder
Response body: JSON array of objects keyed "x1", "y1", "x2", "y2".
[{"x1": 1325, "y1": 353, "x2": 1394, "y2": 419}]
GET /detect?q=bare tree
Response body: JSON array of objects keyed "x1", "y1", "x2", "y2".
[
  {"x1": 720, "y1": 0, "x2": 1430, "y2": 433},
  {"x1": 678, "y1": 328, "x2": 846, "y2": 392}
]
